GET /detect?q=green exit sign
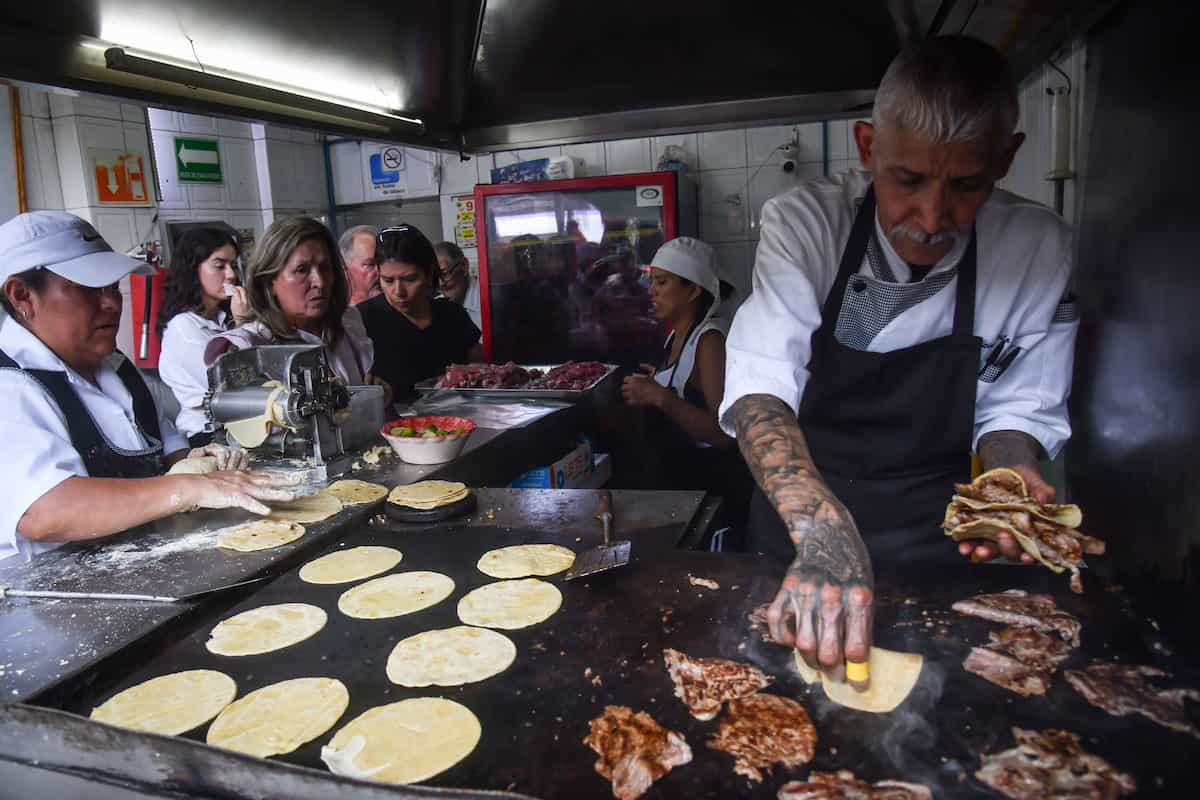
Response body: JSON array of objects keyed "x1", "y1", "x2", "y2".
[{"x1": 174, "y1": 137, "x2": 222, "y2": 183}]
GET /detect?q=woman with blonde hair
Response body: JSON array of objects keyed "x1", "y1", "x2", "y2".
[{"x1": 205, "y1": 217, "x2": 381, "y2": 394}]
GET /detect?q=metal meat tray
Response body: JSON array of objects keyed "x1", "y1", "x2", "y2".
[{"x1": 413, "y1": 363, "x2": 618, "y2": 401}]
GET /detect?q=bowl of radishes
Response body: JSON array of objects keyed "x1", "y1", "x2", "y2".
[{"x1": 380, "y1": 416, "x2": 476, "y2": 464}]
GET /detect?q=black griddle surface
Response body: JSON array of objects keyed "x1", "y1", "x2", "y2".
[{"x1": 39, "y1": 524, "x2": 1200, "y2": 799}]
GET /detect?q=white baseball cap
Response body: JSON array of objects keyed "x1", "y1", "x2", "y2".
[
  {"x1": 650, "y1": 236, "x2": 721, "y2": 303},
  {"x1": 0, "y1": 211, "x2": 152, "y2": 287}
]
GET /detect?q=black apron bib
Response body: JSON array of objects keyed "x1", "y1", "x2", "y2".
[
  {"x1": 0, "y1": 349, "x2": 165, "y2": 478},
  {"x1": 746, "y1": 186, "x2": 980, "y2": 563}
]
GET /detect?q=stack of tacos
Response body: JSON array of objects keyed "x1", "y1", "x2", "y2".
[{"x1": 942, "y1": 468, "x2": 1105, "y2": 593}]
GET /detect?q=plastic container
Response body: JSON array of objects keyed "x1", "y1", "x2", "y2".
[{"x1": 380, "y1": 416, "x2": 475, "y2": 464}]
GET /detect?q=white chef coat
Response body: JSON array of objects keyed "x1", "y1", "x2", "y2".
[
  {"x1": 463, "y1": 278, "x2": 482, "y2": 330},
  {"x1": 158, "y1": 310, "x2": 227, "y2": 438},
  {"x1": 0, "y1": 319, "x2": 188, "y2": 561},
  {"x1": 720, "y1": 169, "x2": 1078, "y2": 458},
  {"x1": 214, "y1": 305, "x2": 375, "y2": 385}
]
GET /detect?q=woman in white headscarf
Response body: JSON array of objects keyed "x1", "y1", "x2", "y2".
[{"x1": 621, "y1": 237, "x2": 753, "y2": 546}]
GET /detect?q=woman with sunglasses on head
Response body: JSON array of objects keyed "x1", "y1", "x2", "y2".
[
  {"x1": 358, "y1": 225, "x2": 483, "y2": 402},
  {"x1": 157, "y1": 227, "x2": 249, "y2": 448},
  {"x1": 204, "y1": 217, "x2": 387, "y2": 398},
  {"x1": 0, "y1": 212, "x2": 297, "y2": 561}
]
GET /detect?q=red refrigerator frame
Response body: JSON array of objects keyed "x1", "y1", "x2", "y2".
[{"x1": 472, "y1": 171, "x2": 680, "y2": 360}]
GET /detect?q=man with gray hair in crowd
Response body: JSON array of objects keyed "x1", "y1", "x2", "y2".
[
  {"x1": 338, "y1": 224, "x2": 380, "y2": 305},
  {"x1": 722, "y1": 36, "x2": 1078, "y2": 690}
]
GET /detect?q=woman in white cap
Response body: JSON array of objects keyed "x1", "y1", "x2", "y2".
[
  {"x1": 621, "y1": 236, "x2": 753, "y2": 545},
  {"x1": 0, "y1": 212, "x2": 297, "y2": 561}
]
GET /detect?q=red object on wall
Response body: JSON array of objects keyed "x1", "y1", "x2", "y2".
[{"x1": 130, "y1": 265, "x2": 167, "y2": 368}]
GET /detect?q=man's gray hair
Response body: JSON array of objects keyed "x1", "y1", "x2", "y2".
[
  {"x1": 337, "y1": 224, "x2": 376, "y2": 259},
  {"x1": 434, "y1": 240, "x2": 467, "y2": 267},
  {"x1": 872, "y1": 35, "x2": 1018, "y2": 148}
]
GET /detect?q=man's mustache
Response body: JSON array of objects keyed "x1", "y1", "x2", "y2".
[{"x1": 890, "y1": 223, "x2": 960, "y2": 246}]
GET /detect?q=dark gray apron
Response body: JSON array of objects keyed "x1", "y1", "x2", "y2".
[{"x1": 746, "y1": 186, "x2": 979, "y2": 563}]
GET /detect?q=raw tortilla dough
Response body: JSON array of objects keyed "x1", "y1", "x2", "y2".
[
  {"x1": 217, "y1": 520, "x2": 305, "y2": 552},
  {"x1": 225, "y1": 385, "x2": 284, "y2": 448},
  {"x1": 322, "y1": 697, "x2": 481, "y2": 784},
  {"x1": 476, "y1": 544, "x2": 576, "y2": 579},
  {"x1": 90, "y1": 669, "x2": 236, "y2": 735},
  {"x1": 337, "y1": 572, "x2": 455, "y2": 619},
  {"x1": 388, "y1": 480, "x2": 469, "y2": 509},
  {"x1": 793, "y1": 647, "x2": 924, "y2": 713},
  {"x1": 206, "y1": 603, "x2": 327, "y2": 656},
  {"x1": 206, "y1": 677, "x2": 349, "y2": 758},
  {"x1": 326, "y1": 479, "x2": 388, "y2": 505},
  {"x1": 299, "y1": 546, "x2": 403, "y2": 585},
  {"x1": 386, "y1": 626, "x2": 517, "y2": 687},
  {"x1": 457, "y1": 578, "x2": 562, "y2": 630},
  {"x1": 267, "y1": 491, "x2": 344, "y2": 523},
  {"x1": 166, "y1": 456, "x2": 218, "y2": 475}
]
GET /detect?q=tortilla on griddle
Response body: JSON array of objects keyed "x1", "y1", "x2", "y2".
[
  {"x1": 791, "y1": 647, "x2": 924, "y2": 713},
  {"x1": 387, "y1": 480, "x2": 469, "y2": 509}
]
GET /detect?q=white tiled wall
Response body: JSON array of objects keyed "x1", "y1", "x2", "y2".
[
  {"x1": 440, "y1": 121, "x2": 861, "y2": 309},
  {"x1": 146, "y1": 113, "x2": 331, "y2": 240}
]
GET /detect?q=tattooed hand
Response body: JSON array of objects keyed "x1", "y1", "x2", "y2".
[
  {"x1": 960, "y1": 430, "x2": 1050, "y2": 564},
  {"x1": 730, "y1": 394, "x2": 874, "y2": 690}
]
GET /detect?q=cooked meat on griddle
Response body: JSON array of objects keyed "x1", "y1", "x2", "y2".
[
  {"x1": 1064, "y1": 661, "x2": 1200, "y2": 739},
  {"x1": 962, "y1": 627, "x2": 1073, "y2": 696},
  {"x1": 748, "y1": 603, "x2": 776, "y2": 644},
  {"x1": 975, "y1": 727, "x2": 1135, "y2": 799},
  {"x1": 952, "y1": 589, "x2": 1081, "y2": 646},
  {"x1": 777, "y1": 770, "x2": 933, "y2": 799},
  {"x1": 662, "y1": 648, "x2": 774, "y2": 720},
  {"x1": 583, "y1": 705, "x2": 692, "y2": 800},
  {"x1": 707, "y1": 693, "x2": 817, "y2": 783}
]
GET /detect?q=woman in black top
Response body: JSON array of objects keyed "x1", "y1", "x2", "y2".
[{"x1": 358, "y1": 225, "x2": 483, "y2": 401}]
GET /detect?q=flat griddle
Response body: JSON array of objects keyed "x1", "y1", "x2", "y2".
[{"x1": 31, "y1": 524, "x2": 1200, "y2": 799}]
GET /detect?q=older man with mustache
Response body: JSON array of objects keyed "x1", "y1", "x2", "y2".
[{"x1": 721, "y1": 36, "x2": 1079, "y2": 690}]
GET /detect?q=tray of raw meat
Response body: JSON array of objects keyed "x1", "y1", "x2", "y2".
[{"x1": 416, "y1": 361, "x2": 617, "y2": 400}]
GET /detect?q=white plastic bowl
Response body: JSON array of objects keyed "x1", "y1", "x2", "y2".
[{"x1": 379, "y1": 416, "x2": 475, "y2": 465}]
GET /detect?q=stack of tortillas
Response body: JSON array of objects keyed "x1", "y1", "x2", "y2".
[{"x1": 387, "y1": 480, "x2": 470, "y2": 510}]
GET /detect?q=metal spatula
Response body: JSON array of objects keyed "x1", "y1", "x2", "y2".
[{"x1": 565, "y1": 489, "x2": 630, "y2": 580}]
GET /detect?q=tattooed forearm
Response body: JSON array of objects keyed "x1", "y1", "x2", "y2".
[
  {"x1": 729, "y1": 394, "x2": 871, "y2": 584},
  {"x1": 978, "y1": 430, "x2": 1043, "y2": 472}
]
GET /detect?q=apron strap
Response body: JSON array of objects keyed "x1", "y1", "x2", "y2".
[
  {"x1": 951, "y1": 233, "x2": 978, "y2": 336},
  {"x1": 115, "y1": 353, "x2": 162, "y2": 443},
  {"x1": 819, "y1": 186, "x2": 878, "y2": 323}
]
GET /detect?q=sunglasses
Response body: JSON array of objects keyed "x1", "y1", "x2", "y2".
[{"x1": 377, "y1": 225, "x2": 414, "y2": 246}]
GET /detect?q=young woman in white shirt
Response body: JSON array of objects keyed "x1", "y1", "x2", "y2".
[{"x1": 157, "y1": 227, "x2": 250, "y2": 447}]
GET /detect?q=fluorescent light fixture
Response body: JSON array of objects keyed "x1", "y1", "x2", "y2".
[{"x1": 103, "y1": 47, "x2": 422, "y2": 129}]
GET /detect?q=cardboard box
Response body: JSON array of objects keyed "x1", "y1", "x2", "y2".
[{"x1": 510, "y1": 440, "x2": 594, "y2": 489}]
